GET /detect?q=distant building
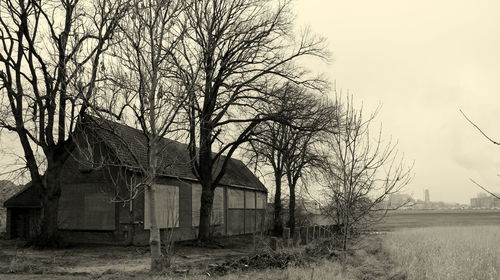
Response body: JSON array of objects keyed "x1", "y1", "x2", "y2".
[
  {"x1": 387, "y1": 193, "x2": 413, "y2": 209},
  {"x1": 477, "y1": 193, "x2": 488, "y2": 199},
  {"x1": 470, "y1": 193, "x2": 500, "y2": 209},
  {"x1": 424, "y1": 189, "x2": 430, "y2": 204}
]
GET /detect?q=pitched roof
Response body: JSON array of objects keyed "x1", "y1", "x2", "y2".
[
  {"x1": 82, "y1": 117, "x2": 266, "y2": 192},
  {"x1": 3, "y1": 181, "x2": 41, "y2": 208}
]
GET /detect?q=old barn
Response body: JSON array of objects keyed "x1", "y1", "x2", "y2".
[{"x1": 4, "y1": 118, "x2": 267, "y2": 244}]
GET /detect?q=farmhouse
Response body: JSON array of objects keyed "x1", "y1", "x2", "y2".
[{"x1": 3, "y1": 117, "x2": 267, "y2": 245}]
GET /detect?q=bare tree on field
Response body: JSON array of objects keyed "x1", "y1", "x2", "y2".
[
  {"x1": 460, "y1": 110, "x2": 500, "y2": 199},
  {"x1": 171, "y1": 0, "x2": 329, "y2": 241},
  {"x1": 322, "y1": 96, "x2": 412, "y2": 251},
  {"x1": 248, "y1": 85, "x2": 337, "y2": 236},
  {"x1": 90, "y1": 0, "x2": 188, "y2": 271},
  {"x1": 0, "y1": 0, "x2": 127, "y2": 246}
]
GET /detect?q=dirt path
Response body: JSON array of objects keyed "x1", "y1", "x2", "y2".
[{"x1": 0, "y1": 236, "x2": 258, "y2": 279}]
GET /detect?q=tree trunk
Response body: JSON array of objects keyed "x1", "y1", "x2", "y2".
[
  {"x1": 36, "y1": 188, "x2": 60, "y2": 246},
  {"x1": 147, "y1": 182, "x2": 163, "y2": 271},
  {"x1": 33, "y1": 155, "x2": 63, "y2": 248},
  {"x1": 342, "y1": 204, "x2": 349, "y2": 251},
  {"x1": 198, "y1": 187, "x2": 214, "y2": 241},
  {"x1": 273, "y1": 174, "x2": 283, "y2": 236},
  {"x1": 287, "y1": 183, "x2": 296, "y2": 236},
  {"x1": 146, "y1": 135, "x2": 164, "y2": 271},
  {"x1": 197, "y1": 126, "x2": 214, "y2": 241}
]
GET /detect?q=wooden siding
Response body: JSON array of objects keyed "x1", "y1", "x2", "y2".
[
  {"x1": 144, "y1": 184, "x2": 179, "y2": 229},
  {"x1": 191, "y1": 184, "x2": 224, "y2": 227},
  {"x1": 58, "y1": 183, "x2": 115, "y2": 230},
  {"x1": 256, "y1": 192, "x2": 266, "y2": 209},
  {"x1": 228, "y1": 188, "x2": 244, "y2": 209},
  {"x1": 245, "y1": 191, "x2": 256, "y2": 209}
]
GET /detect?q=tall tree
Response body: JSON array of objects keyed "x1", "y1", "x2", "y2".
[
  {"x1": 0, "y1": 0, "x2": 126, "y2": 246},
  {"x1": 248, "y1": 86, "x2": 336, "y2": 236},
  {"x1": 94, "y1": 0, "x2": 187, "y2": 271},
  {"x1": 172, "y1": 0, "x2": 328, "y2": 241},
  {"x1": 281, "y1": 93, "x2": 334, "y2": 236}
]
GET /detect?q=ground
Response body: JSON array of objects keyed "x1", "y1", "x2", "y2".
[
  {"x1": 2, "y1": 209, "x2": 500, "y2": 280},
  {"x1": 0, "y1": 235, "x2": 263, "y2": 279}
]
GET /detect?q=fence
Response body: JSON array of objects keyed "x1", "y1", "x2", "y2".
[{"x1": 268, "y1": 224, "x2": 340, "y2": 250}]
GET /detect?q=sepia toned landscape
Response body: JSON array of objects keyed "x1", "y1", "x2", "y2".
[
  {"x1": 1, "y1": 209, "x2": 500, "y2": 279},
  {"x1": 1, "y1": 0, "x2": 500, "y2": 279}
]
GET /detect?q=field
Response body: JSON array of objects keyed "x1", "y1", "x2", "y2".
[
  {"x1": 385, "y1": 226, "x2": 500, "y2": 280},
  {"x1": 1, "y1": 210, "x2": 500, "y2": 279},
  {"x1": 378, "y1": 209, "x2": 500, "y2": 230}
]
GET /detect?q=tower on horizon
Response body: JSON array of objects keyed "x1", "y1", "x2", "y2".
[{"x1": 425, "y1": 189, "x2": 430, "y2": 203}]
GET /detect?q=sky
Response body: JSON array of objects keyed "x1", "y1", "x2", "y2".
[
  {"x1": 294, "y1": 0, "x2": 500, "y2": 203},
  {"x1": 1, "y1": 1, "x2": 500, "y2": 204}
]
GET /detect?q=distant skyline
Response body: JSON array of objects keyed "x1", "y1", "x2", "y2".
[{"x1": 295, "y1": 0, "x2": 500, "y2": 204}]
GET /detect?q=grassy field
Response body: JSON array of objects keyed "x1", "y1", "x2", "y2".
[
  {"x1": 2, "y1": 210, "x2": 500, "y2": 279},
  {"x1": 378, "y1": 209, "x2": 500, "y2": 230},
  {"x1": 384, "y1": 225, "x2": 500, "y2": 280}
]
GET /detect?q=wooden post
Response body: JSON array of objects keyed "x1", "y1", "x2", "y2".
[
  {"x1": 270, "y1": 237, "x2": 278, "y2": 251},
  {"x1": 283, "y1": 227, "x2": 291, "y2": 247},
  {"x1": 293, "y1": 228, "x2": 301, "y2": 246},
  {"x1": 252, "y1": 232, "x2": 256, "y2": 251},
  {"x1": 300, "y1": 227, "x2": 308, "y2": 245}
]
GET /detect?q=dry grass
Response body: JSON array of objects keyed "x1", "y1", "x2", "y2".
[
  {"x1": 148, "y1": 236, "x2": 404, "y2": 280},
  {"x1": 384, "y1": 225, "x2": 500, "y2": 280},
  {"x1": 149, "y1": 260, "x2": 354, "y2": 280}
]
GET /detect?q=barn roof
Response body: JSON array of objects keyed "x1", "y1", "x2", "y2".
[
  {"x1": 82, "y1": 117, "x2": 266, "y2": 192},
  {"x1": 3, "y1": 181, "x2": 41, "y2": 208}
]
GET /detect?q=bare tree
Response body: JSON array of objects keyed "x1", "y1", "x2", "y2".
[
  {"x1": 460, "y1": 110, "x2": 500, "y2": 198},
  {"x1": 171, "y1": 0, "x2": 328, "y2": 241},
  {"x1": 92, "y1": 0, "x2": 188, "y2": 271},
  {"x1": 0, "y1": 0, "x2": 127, "y2": 246},
  {"x1": 322, "y1": 96, "x2": 412, "y2": 251},
  {"x1": 248, "y1": 85, "x2": 336, "y2": 236},
  {"x1": 282, "y1": 94, "x2": 335, "y2": 236}
]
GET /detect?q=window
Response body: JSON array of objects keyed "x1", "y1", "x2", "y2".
[
  {"x1": 144, "y1": 184, "x2": 179, "y2": 229},
  {"x1": 192, "y1": 184, "x2": 224, "y2": 226},
  {"x1": 228, "y1": 188, "x2": 245, "y2": 209},
  {"x1": 256, "y1": 192, "x2": 266, "y2": 209},
  {"x1": 245, "y1": 191, "x2": 256, "y2": 209},
  {"x1": 58, "y1": 184, "x2": 115, "y2": 230}
]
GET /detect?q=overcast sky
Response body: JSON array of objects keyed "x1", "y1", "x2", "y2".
[
  {"x1": 294, "y1": 0, "x2": 500, "y2": 203},
  {"x1": 2, "y1": 1, "x2": 500, "y2": 204}
]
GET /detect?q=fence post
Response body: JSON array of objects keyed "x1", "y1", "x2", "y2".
[
  {"x1": 283, "y1": 227, "x2": 291, "y2": 247},
  {"x1": 301, "y1": 227, "x2": 308, "y2": 245},
  {"x1": 293, "y1": 228, "x2": 301, "y2": 246},
  {"x1": 270, "y1": 237, "x2": 278, "y2": 251}
]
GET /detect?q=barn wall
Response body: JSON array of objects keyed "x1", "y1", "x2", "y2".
[
  {"x1": 131, "y1": 177, "x2": 197, "y2": 245},
  {"x1": 56, "y1": 139, "x2": 267, "y2": 244},
  {"x1": 8, "y1": 208, "x2": 40, "y2": 239},
  {"x1": 57, "y1": 139, "x2": 129, "y2": 244},
  {"x1": 58, "y1": 183, "x2": 115, "y2": 230},
  {"x1": 132, "y1": 179, "x2": 229, "y2": 245},
  {"x1": 226, "y1": 188, "x2": 267, "y2": 236}
]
